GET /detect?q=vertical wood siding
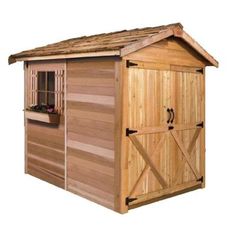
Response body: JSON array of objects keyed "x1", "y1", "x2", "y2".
[
  {"x1": 121, "y1": 38, "x2": 206, "y2": 208},
  {"x1": 66, "y1": 59, "x2": 116, "y2": 210}
]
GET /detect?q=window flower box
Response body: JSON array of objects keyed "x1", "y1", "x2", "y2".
[{"x1": 25, "y1": 110, "x2": 60, "y2": 124}]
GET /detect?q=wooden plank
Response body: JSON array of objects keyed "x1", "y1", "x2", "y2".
[
  {"x1": 27, "y1": 162, "x2": 64, "y2": 188},
  {"x1": 170, "y1": 65, "x2": 203, "y2": 73},
  {"x1": 66, "y1": 58, "x2": 115, "y2": 70},
  {"x1": 67, "y1": 147, "x2": 114, "y2": 167},
  {"x1": 67, "y1": 85, "x2": 115, "y2": 96},
  {"x1": 28, "y1": 142, "x2": 64, "y2": 165},
  {"x1": 129, "y1": 136, "x2": 168, "y2": 188},
  {"x1": 200, "y1": 72, "x2": 206, "y2": 187},
  {"x1": 12, "y1": 50, "x2": 120, "y2": 64},
  {"x1": 119, "y1": 60, "x2": 129, "y2": 213},
  {"x1": 67, "y1": 159, "x2": 114, "y2": 194},
  {"x1": 67, "y1": 67, "x2": 115, "y2": 79},
  {"x1": 64, "y1": 62, "x2": 68, "y2": 190},
  {"x1": 68, "y1": 154, "x2": 114, "y2": 177},
  {"x1": 68, "y1": 132, "x2": 114, "y2": 150},
  {"x1": 67, "y1": 178, "x2": 114, "y2": 210},
  {"x1": 124, "y1": 37, "x2": 207, "y2": 67},
  {"x1": 67, "y1": 120, "x2": 114, "y2": 141},
  {"x1": 170, "y1": 130, "x2": 201, "y2": 179},
  {"x1": 113, "y1": 60, "x2": 123, "y2": 212},
  {"x1": 28, "y1": 153, "x2": 64, "y2": 178},
  {"x1": 129, "y1": 134, "x2": 166, "y2": 197},
  {"x1": 67, "y1": 101, "x2": 114, "y2": 114},
  {"x1": 173, "y1": 28, "x2": 219, "y2": 67},
  {"x1": 173, "y1": 128, "x2": 201, "y2": 185},
  {"x1": 128, "y1": 125, "x2": 169, "y2": 136},
  {"x1": 24, "y1": 62, "x2": 28, "y2": 174},
  {"x1": 125, "y1": 60, "x2": 170, "y2": 71},
  {"x1": 67, "y1": 140, "x2": 114, "y2": 160},
  {"x1": 174, "y1": 123, "x2": 202, "y2": 131},
  {"x1": 67, "y1": 93, "x2": 115, "y2": 106},
  {"x1": 129, "y1": 180, "x2": 202, "y2": 206},
  {"x1": 67, "y1": 109, "x2": 114, "y2": 123},
  {"x1": 120, "y1": 28, "x2": 174, "y2": 56},
  {"x1": 28, "y1": 132, "x2": 64, "y2": 151},
  {"x1": 67, "y1": 77, "x2": 115, "y2": 87}
]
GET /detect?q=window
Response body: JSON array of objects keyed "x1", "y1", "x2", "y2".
[
  {"x1": 37, "y1": 71, "x2": 55, "y2": 106},
  {"x1": 28, "y1": 68, "x2": 64, "y2": 114}
]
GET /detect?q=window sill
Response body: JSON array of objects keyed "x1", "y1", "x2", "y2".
[{"x1": 25, "y1": 110, "x2": 60, "y2": 124}]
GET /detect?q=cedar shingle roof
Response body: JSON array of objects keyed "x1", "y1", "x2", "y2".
[
  {"x1": 8, "y1": 23, "x2": 218, "y2": 67},
  {"x1": 9, "y1": 23, "x2": 181, "y2": 62}
]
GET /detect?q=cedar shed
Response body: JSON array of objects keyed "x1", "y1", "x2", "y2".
[{"x1": 9, "y1": 23, "x2": 218, "y2": 213}]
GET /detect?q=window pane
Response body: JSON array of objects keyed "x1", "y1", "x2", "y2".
[
  {"x1": 38, "y1": 72, "x2": 46, "y2": 91},
  {"x1": 47, "y1": 72, "x2": 55, "y2": 91},
  {"x1": 38, "y1": 92, "x2": 46, "y2": 105},
  {"x1": 48, "y1": 92, "x2": 55, "y2": 106}
]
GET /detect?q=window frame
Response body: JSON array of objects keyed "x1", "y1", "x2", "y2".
[
  {"x1": 27, "y1": 63, "x2": 65, "y2": 114},
  {"x1": 37, "y1": 71, "x2": 56, "y2": 106}
]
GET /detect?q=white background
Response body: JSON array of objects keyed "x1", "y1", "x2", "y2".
[{"x1": 0, "y1": 0, "x2": 235, "y2": 235}]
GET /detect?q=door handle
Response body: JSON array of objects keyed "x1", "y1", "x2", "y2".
[
  {"x1": 167, "y1": 108, "x2": 171, "y2": 123},
  {"x1": 170, "y1": 108, "x2": 175, "y2": 123}
]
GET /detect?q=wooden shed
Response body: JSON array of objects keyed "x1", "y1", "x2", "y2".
[{"x1": 9, "y1": 23, "x2": 218, "y2": 213}]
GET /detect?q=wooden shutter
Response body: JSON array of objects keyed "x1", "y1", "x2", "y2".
[
  {"x1": 55, "y1": 70, "x2": 64, "y2": 114},
  {"x1": 28, "y1": 69, "x2": 38, "y2": 106}
]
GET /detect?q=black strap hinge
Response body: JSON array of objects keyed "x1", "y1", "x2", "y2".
[
  {"x1": 196, "y1": 122, "x2": 204, "y2": 128},
  {"x1": 125, "y1": 197, "x2": 137, "y2": 205},
  {"x1": 196, "y1": 68, "x2": 204, "y2": 73},
  {"x1": 126, "y1": 60, "x2": 138, "y2": 68},
  {"x1": 126, "y1": 128, "x2": 137, "y2": 136},
  {"x1": 197, "y1": 176, "x2": 204, "y2": 182}
]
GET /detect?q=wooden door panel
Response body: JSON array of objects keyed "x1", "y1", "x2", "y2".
[
  {"x1": 126, "y1": 67, "x2": 203, "y2": 202},
  {"x1": 127, "y1": 68, "x2": 172, "y2": 195},
  {"x1": 171, "y1": 71, "x2": 202, "y2": 185}
]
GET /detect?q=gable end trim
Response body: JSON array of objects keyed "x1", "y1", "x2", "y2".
[
  {"x1": 120, "y1": 28, "x2": 174, "y2": 57},
  {"x1": 121, "y1": 26, "x2": 218, "y2": 67}
]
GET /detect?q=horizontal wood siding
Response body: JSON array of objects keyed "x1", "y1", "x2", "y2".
[
  {"x1": 124, "y1": 38, "x2": 206, "y2": 67},
  {"x1": 26, "y1": 118, "x2": 65, "y2": 188},
  {"x1": 26, "y1": 62, "x2": 65, "y2": 189},
  {"x1": 66, "y1": 59, "x2": 115, "y2": 210}
]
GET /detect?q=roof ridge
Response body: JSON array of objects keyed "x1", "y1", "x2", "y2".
[{"x1": 29, "y1": 23, "x2": 183, "y2": 48}]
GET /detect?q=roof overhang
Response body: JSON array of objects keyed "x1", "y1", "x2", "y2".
[
  {"x1": 8, "y1": 50, "x2": 120, "y2": 64},
  {"x1": 8, "y1": 25, "x2": 218, "y2": 67}
]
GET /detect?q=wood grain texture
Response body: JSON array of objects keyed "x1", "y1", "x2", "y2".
[
  {"x1": 10, "y1": 23, "x2": 217, "y2": 67},
  {"x1": 66, "y1": 58, "x2": 116, "y2": 209},
  {"x1": 26, "y1": 62, "x2": 65, "y2": 189},
  {"x1": 124, "y1": 38, "x2": 207, "y2": 67},
  {"x1": 124, "y1": 65, "x2": 204, "y2": 207},
  {"x1": 10, "y1": 23, "x2": 181, "y2": 62}
]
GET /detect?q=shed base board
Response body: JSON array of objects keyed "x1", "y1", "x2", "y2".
[
  {"x1": 128, "y1": 182, "x2": 202, "y2": 210},
  {"x1": 26, "y1": 168, "x2": 65, "y2": 189}
]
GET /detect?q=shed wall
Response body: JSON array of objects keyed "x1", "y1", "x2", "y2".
[
  {"x1": 25, "y1": 62, "x2": 65, "y2": 189},
  {"x1": 120, "y1": 38, "x2": 207, "y2": 211},
  {"x1": 124, "y1": 37, "x2": 207, "y2": 67},
  {"x1": 66, "y1": 58, "x2": 116, "y2": 209}
]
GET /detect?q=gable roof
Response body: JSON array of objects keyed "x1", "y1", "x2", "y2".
[{"x1": 8, "y1": 23, "x2": 218, "y2": 67}]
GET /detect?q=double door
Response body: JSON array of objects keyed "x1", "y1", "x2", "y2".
[{"x1": 126, "y1": 67, "x2": 204, "y2": 205}]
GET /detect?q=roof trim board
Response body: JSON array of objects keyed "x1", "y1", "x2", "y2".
[
  {"x1": 120, "y1": 28, "x2": 174, "y2": 57},
  {"x1": 172, "y1": 26, "x2": 218, "y2": 67},
  {"x1": 9, "y1": 50, "x2": 120, "y2": 64}
]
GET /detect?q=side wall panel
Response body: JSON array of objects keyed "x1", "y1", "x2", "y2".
[
  {"x1": 66, "y1": 58, "x2": 116, "y2": 210},
  {"x1": 26, "y1": 62, "x2": 65, "y2": 189}
]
